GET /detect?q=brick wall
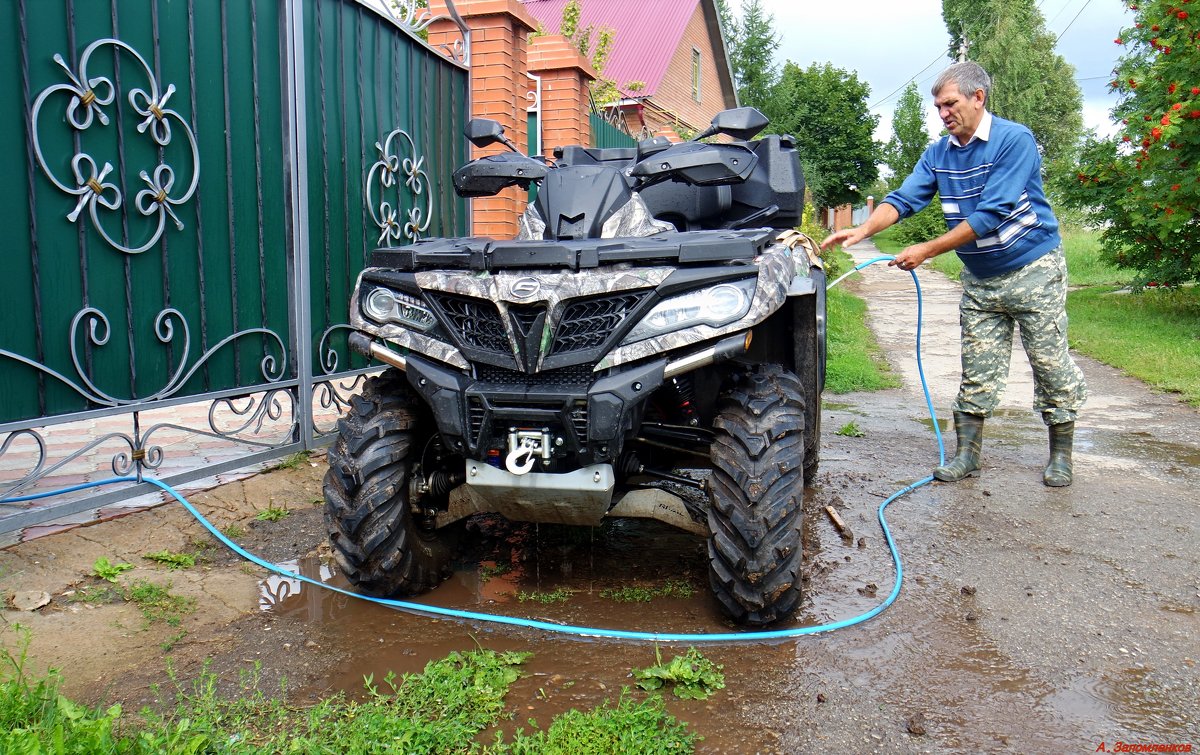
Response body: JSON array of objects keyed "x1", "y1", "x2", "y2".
[
  {"x1": 429, "y1": 0, "x2": 594, "y2": 238},
  {"x1": 528, "y1": 35, "x2": 596, "y2": 155},
  {"x1": 430, "y1": 0, "x2": 538, "y2": 238}
]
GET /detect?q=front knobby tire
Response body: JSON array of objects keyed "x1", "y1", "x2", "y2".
[
  {"x1": 707, "y1": 365, "x2": 807, "y2": 626},
  {"x1": 323, "y1": 369, "x2": 456, "y2": 597}
]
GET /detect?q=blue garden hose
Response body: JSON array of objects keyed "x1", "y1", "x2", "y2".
[{"x1": 3, "y1": 256, "x2": 944, "y2": 643}]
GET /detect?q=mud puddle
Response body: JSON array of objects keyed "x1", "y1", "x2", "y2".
[{"x1": 251, "y1": 491, "x2": 900, "y2": 751}]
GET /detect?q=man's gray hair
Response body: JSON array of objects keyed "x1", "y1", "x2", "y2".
[{"x1": 932, "y1": 62, "x2": 991, "y2": 103}]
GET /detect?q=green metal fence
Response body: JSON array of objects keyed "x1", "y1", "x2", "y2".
[
  {"x1": 590, "y1": 111, "x2": 636, "y2": 150},
  {"x1": 0, "y1": 0, "x2": 469, "y2": 538}
]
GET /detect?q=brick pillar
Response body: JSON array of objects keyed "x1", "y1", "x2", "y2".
[
  {"x1": 430, "y1": 0, "x2": 538, "y2": 238},
  {"x1": 527, "y1": 35, "x2": 596, "y2": 155}
]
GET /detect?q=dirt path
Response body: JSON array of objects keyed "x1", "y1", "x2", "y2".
[{"x1": 2, "y1": 243, "x2": 1197, "y2": 752}]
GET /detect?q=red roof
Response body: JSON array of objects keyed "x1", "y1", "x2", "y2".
[{"x1": 522, "y1": 0, "x2": 702, "y2": 98}]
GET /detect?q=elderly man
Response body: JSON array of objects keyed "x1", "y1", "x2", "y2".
[{"x1": 820, "y1": 61, "x2": 1087, "y2": 487}]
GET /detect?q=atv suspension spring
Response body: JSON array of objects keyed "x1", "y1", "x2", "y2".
[{"x1": 669, "y1": 376, "x2": 697, "y2": 423}]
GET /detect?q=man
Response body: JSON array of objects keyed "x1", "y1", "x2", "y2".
[{"x1": 819, "y1": 61, "x2": 1087, "y2": 487}]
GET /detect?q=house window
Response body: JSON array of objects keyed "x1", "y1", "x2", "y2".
[{"x1": 691, "y1": 48, "x2": 701, "y2": 102}]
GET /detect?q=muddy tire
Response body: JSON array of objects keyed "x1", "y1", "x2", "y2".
[
  {"x1": 323, "y1": 369, "x2": 456, "y2": 596},
  {"x1": 707, "y1": 364, "x2": 806, "y2": 626}
]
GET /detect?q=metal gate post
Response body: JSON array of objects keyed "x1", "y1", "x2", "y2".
[{"x1": 282, "y1": 0, "x2": 316, "y2": 449}]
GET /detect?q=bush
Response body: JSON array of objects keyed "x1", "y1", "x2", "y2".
[{"x1": 890, "y1": 201, "x2": 945, "y2": 246}]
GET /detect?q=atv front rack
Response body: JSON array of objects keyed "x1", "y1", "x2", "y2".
[{"x1": 370, "y1": 229, "x2": 775, "y2": 272}]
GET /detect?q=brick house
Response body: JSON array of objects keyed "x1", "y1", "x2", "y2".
[{"x1": 522, "y1": 0, "x2": 739, "y2": 141}]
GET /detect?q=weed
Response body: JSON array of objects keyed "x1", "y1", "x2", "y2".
[
  {"x1": 126, "y1": 580, "x2": 195, "y2": 627},
  {"x1": 222, "y1": 523, "x2": 246, "y2": 539},
  {"x1": 90, "y1": 556, "x2": 133, "y2": 583},
  {"x1": 480, "y1": 561, "x2": 513, "y2": 581},
  {"x1": 2, "y1": 632, "x2": 697, "y2": 754},
  {"x1": 142, "y1": 550, "x2": 197, "y2": 570},
  {"x1": 188, "y1": 535, "x2": 215, "y2": 552},
  {"x1": 255, "y1": 505, "x2": 290, "y2": 522},
  {"x1": 67, "y1": 585, "x2": 124, "y2": 605},
  {"x1": 503, "y1": 690, "x2": 695, "y2": 753},
  {"x1": 600, "y1": 579, "x2": 695, "y2": 603},
  {"x1": 835, "y1": 421, "x2": 866, "y2": 438},
  {"x1": 271, "y1": 450, "x2": 311, "y2": 471},
  {"x1": 516, "y1": 587, "x2": 573, "y2": 604},
  {"x1": 160, "y1": 629, "x2": 187, "y2": 652},
  {"x1": 632, "y1": 647, "x2": 726, "y2": 700}
]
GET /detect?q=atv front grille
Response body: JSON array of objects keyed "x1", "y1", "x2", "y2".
[
  {"x1": 550, "y1": 291, "x2": 649, "y2": 356},
  {"x1": 427, "y1": 293, "x2": 510, "y2": 356},
  {"x1": 509, "y1": 304, "x2": 545, "y2": 337},
  {"x1": 473, "y1": 364, "x2": 596, "y2": 389}
]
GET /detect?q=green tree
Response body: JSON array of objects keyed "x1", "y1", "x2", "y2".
[
  {"x1": 1058, "y1": 4, "x2": 1200, "y2": 285},
  {"x1": 770, "y1": 62, "x2": 880, "y2": 208},
  {"x1": 883, "y1": 82, "x2": 930, "y2": 188},
  {"x1": 942, "y1": 0, "x2": 1083, "y2": 162},
  {"x1": 725, "y1": 0, "x2": 780, "y2": 114},
  {"x1": 883, "y1": 82, "x2": 944, "y2": 244}
]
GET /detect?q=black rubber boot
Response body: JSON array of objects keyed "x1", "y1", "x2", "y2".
[
  {"x1": 934, "y1": 412, "x2": 984, "y2": 482},
  {"x1": 1043, "y1": 422, "x2": 1074, "y2": 487}
]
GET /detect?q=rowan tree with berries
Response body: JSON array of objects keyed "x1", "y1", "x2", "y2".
[{"x1": 1057, "y1": 1, "x2": 1200, "y2": 285}]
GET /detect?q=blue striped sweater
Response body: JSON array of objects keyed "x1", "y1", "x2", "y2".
[{"x1": 882, "y1": 114, "x2": 1060, "y2": 278}]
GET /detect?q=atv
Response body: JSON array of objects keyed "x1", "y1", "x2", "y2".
[{"x1": 323, "y1": 106, "x2": 827, "y2": 626}]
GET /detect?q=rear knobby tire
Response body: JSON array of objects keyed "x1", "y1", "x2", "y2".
[
  {"x1": 707, "y1": 364, "x2": 807, "y2": 626},
  {"x1": 323, "y1": 369, "x2": 456, "y2": 596}
]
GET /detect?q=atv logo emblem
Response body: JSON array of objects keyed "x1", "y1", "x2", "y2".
[{"x1": 510, "y1": 277, "x2": 541, "y2": 299}]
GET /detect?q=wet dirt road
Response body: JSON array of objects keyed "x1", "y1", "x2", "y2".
[{"x1": 3, "y1": 241, "x2": 1197, "y2": 752}]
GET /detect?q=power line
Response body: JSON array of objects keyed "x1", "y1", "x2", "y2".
[
  {"x1": 1055, "y1": 0, "x2": 1096, "y2": 40},
  {"x1": 869, "y1": 46, "x2": 953, "y2": 109}
]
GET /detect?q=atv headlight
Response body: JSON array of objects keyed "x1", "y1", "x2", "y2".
[
  {"x1": 622, "y1": 278, "x2": 756, "y2": 344},
  {"x1": 362, "y1": 287, "x2": 437, "y2": 331}
]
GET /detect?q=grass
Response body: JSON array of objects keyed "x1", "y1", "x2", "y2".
[
  {"x1": 505, "y1": 691, "x2": 695, "y2": 753},
  {"x1": 1, "y1": 628, "x2": 698, "y2": 754},
  {"x1": 599, "y1": 580, "x2": 695, "y2": 603},
  {"x1": 126, "y1": 580, "x2": 196, "y2": 628},
  {"x1": 270, "y1": 450, "x2": 312, "y2": 471},
  {"x1": 516, "y1": 587, "x2": 574, "y2": 604},
  {"x1": 254, "y1": 504, "x2": 290, "y2": 522},
  {"x1": 835, "y1": 421, "x2": 866, "y2": 438},
  {"x1": 142, "y1": 549, "x2": 197, "y2": 570},
  {"x1": 1067, "y1": 286, "x2": 1200, "y2": 406},
  {"x1": 825, "y1": 283, "x2": 900, "y2": 394}
]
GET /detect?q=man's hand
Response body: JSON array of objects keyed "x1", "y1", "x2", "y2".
[
  {"x1": 889, "y1": 242, "x2": 935, "y2": 271},
  {"x1": 819, "y1": 226, "x2": 868, "y2": 251}
]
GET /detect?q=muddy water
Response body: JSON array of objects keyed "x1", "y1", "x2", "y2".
[{"x1": 256, "y1": 492, "x2": 898, "y2": 751}]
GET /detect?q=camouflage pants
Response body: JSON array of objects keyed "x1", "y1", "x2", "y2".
[{"x1": 955, "y1": 248, "x2": 1087, "y2": 425}]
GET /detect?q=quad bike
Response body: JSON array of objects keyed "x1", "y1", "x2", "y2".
[{"x1": 323, "y1": 106, "x2": 826, "y2": 626}]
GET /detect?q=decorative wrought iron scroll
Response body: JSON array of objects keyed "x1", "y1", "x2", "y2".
[
  {"x1": 29, "y1": 38, "x2": 200, "y2": 255},
  {"x1": 365, "y1": 128, "x2": 432, "y2": 244},
  {"x1": 0, "y1": 306, "x2": 287, "y2": 409}
]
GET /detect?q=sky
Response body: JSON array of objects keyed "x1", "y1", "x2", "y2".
[{"x1": 740, "y1": 0, "x2": 1133, "y2": 143}]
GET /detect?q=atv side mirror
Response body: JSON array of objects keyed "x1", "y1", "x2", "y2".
[
  {"x1": 696, "y1": 107, "x2": 769, "y2": 142},
  {"x1": 464, "y1": 118, "x2": 506, "y2": 148}
]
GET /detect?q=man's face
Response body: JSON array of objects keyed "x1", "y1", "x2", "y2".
[{"x1": 934, "y1": 82, "x2": 986, "y2": 142}]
